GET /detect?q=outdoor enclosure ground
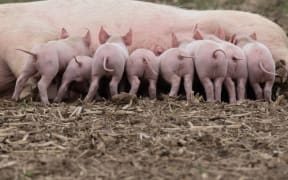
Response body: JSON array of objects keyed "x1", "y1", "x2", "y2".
[{"x1": 0, "y1": 95, "x2": 288, "y2": 180}]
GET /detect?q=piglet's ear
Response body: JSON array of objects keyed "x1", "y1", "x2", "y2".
[
  {"x1": 152, "y1": 45, "x2": 165, "y2": 56},
  {"x1": 250, "y1": 32, "x2": 257, "y2": 40},
  {"x1": 60, "y1": 28, "x2": 69, "y2": 39},
  {"x1": 193, "y1": 30, "x2": 203, "y2": 40},
  {"x1": 171, "y1": 32, "x2": 179, "y2": 48},
  {"x1": 83, "y1": 29, "x2": 91, "y2": 47},
  {"x1": 99, "y1": 26, "x2": 110, "y2": 44},
  {"x1": 122, "y1": 29, "x2": 132, "y2": 46},
  {"x1": 229, "y1": 34, "x2": 236, "y2": 44},
  {"x1": 215, "y1": 26, "x2": 225, "y2": 40}
]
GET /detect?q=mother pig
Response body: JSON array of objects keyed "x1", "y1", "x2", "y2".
[{"x1": 0, "y1": 0, "x2": 287, "y2": 98}]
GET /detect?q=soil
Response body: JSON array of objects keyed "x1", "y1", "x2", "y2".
[{"x1": 0, "y1": 93, "x2": 288, "y2": 180}]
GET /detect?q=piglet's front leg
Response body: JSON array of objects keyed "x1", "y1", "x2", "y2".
[
  {"x1": 37, "y1": 75, "x2": 55, "y2": 105},
  {"x1": 54, "y1": 80, "x2": 70, "y2": 103}
]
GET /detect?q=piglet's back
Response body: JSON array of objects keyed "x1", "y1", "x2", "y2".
[{"x1": 94, "y1": 43, "x2": 128, "y2": 61}]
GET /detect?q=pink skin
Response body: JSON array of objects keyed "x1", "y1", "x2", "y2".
[
  {"x1": 12, "y1": 29, "x2": 92, "y2": 105},
  {"x1": 0, "y1": 0, "x2": 288, "y2": 99},
  {"x1": 234, "y1": 33, "x2": 275, "y2": 102},
  {"x1": 84, "y1": 27, "x2": 132, "y2": 102},
  {"x1": 203, "y1": 27, "x2": 248, "y2": 103},
  {"x1": 159, "y1": 33, "x2": 194, "y2": 102},
  {"x1": 54, "y1": 56, "x2": 92, "y2": 103},
  {"x1": 126, "y1": 49, "x2": 159, "y2": 98},
  {"x1": 185, "y1": 30, "x2": 228, "y2": 102}
]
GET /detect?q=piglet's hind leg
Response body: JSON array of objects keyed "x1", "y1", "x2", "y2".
[
  {"x1": 237, "y1": 78, "x2": 246, "y2": 102},
  {"x1": 251, "y1": 82, "x2": 263, "y2": 100},
  {"x1": 168, "y1": 75, "x2": 181, "y2": 97},
  {"x1": 128, "y1": 76, "x2": 140, "y2": 96},
  {"x1": 148, "y1": 79, "x2": 157, "y2": 99},
  {"x1": 201, "y1": 77, "x2": 214, "y2": 102},
  {"x1": 214, "y1": 77, "x2": 225, "y2": 103},
  {"x1": 110, "y1": 76, "x2": 122, "y2": 97},
  {"x1": 224, "y1": 77, "x2": 236, "y2": 103},
  {"x1": 184, "y1": 74, "x2": 193, "y2": 103},
  {"x1": 263, "y1": 80, "x2": 273, "y2": 102}
]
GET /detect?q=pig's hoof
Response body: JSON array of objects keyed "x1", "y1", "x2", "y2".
[
  {"x1": 167, "y1": 95, "x2": 178, "y2": 100},
  {"x1": 53, "y1": 98, "x2": 61, "y2": 103},
  {"x1": 95, "y1": 96, "x2": 105, "y2": 102},
  {"x1": 111, "y1": 92, "x2": 137, "y2": 105},
  {"x1": 83, "y1": 97, "x2": 92, "y2": 103},
  {"x1": 229, "y1": 99, "x2": 237, "y2": 104},
  {"x1": 11, "y1": 96, "x2": 19, "y2": 102},
  {"x1": 42, "y1": 102, "x2": 50, "y2": 106},
  {"x1": 206, "y1": 99, "x2": 215, "y2": 103},
  {"x1": 236, "y1": 100, "x2": 245, "y2": 105},
  {"x1": 41, "y1": 99, "x2": 51, "y2": 106}
]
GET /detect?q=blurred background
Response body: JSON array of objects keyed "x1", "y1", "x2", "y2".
[{"x1": 0, "y1": 0, "x2": 287, "y2": 32}]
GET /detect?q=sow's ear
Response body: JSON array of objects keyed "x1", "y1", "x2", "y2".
[
  {"x1": 171, "y1": 32, "x2": 180, "y2": 48},
  {"x1": 83, "y1": 29, "x2": 91, "y2": 47},
  {"x1": 193, "y1": 30, "x2": 203, "y2": 40},
  {"x1": 99, "y1": 26, "x2": 110, "y2": 44},
  {"x1": 60, "y1": 28, "x2": 69, "y2": 39},
  {"x1": 215, "y1": 26, "x2": 225, "y2": 40},
  {"x1": 122, "y1": 29, "x2": 132, "y2": 46},
  {"x1": 250, "y1": 32, "x2": 257, "y2": 40}
]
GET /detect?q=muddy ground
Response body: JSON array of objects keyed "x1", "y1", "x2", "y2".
[{"x1": 0, "y1": 0, "x2": 288, "y2": 180}]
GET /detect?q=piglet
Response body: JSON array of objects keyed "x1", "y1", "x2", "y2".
[
  {"x1": 233, "y1": 33, "x2": 276, "y2": 102},
  {"x1": 12, "y1": 28, "x2": 92, "y2": 105},
  {"x1": 204, "y1": 27, "x2": 248, "y2": 103},
  {"x1": 159, "y1": 33, "x2": 194, "y2": 102},
  {"x1": 54, "y1": 56, "x2": 92, "y2": 102},
  {"x1": 126, "y1": 48, "x2": 159, "y2": 98},
  {"x1": 84, "y1": 26, "x2": 132, "y2": 102},
  {"x1": 185, "y1": 30, "x2": 228, "y2": 102}
]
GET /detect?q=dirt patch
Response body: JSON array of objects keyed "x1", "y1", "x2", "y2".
[{"x1": 0, "y1": 96, "x2": 288, "y2": 179}]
